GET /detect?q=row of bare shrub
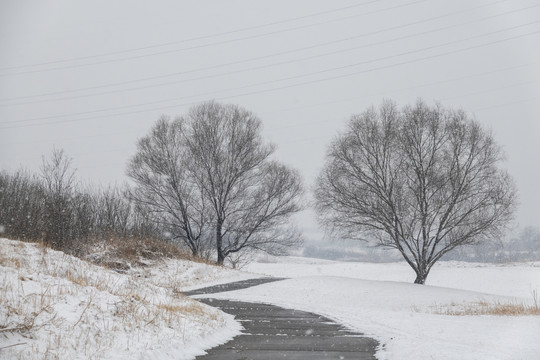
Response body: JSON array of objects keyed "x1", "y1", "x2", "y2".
[{"x1": 0, "y1": 149, "x2": 161, "y2": 257}]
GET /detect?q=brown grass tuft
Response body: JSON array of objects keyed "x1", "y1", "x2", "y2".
[
  {"x1": 87, "y1": 235, "x2": 198, "y2": 270},
  {"x1": 433, "y1": 300, "x2": 540, "y2": 316},
  {"x1": 156, "y1": 302, "x2": 204, "y2": 315}
]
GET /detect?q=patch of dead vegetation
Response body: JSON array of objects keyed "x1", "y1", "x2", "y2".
[
  {"x1": 428, "y1": 298, "x2": 540, "y2": 316},
  {"x1": 0, "y1": 237, "x2": 227, "y2": 359},
  {"x1": 85, "y1": 236, "x2": 193, "y2": 270}
]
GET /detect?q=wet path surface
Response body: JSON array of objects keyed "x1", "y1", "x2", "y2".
[
  {"x1": 187, "y1": 278, "x2": 379, "y2": 360},
  {"x1": 183, "y1": 277, "x2": 286, "y2": 296}
]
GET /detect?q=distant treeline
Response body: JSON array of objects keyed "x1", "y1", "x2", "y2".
[
  {"x1": 303, "y1": 229, "x2": 540, "y2": 263},
  {"x1": 442, "y1": 227, "x2": 540, "y2": 263}
]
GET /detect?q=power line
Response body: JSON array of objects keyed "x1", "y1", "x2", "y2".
[
  {"x1": 0, "y1": 0, "x2": 428, "y2": 76},
  {"x1": 2, "y1": 28, "x2": 539, "y2": 130},
  {"x1": 472, "y1": 96, "x2": 540, "y2": 112},
  {"x1": 3, "y1": 60, "x2": 539, "y2": 146},
  {"x1": 2, "y1": 21, "x2": 538, "y2": 126},
  {"x1": 0, "y1": 0, "x2": 382, "y2": 72},
  {"x1": 257, "y1": 61, "x2": 540, "y2": 120},
  {"x1": 1, "y1": 0, "x2": 531, "y2": 104},
  {"x1": 440, "y1": 79, "x2": 540, "y2": 102},
  {"x1": 265, "y1": 94, "x2": 540, "y2": 144}
]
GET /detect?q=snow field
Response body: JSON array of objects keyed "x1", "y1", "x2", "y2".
[
  {"x1": 204, "y1": 256, "x2": 540, "y2": 360},
  {"x1": 246, "y1": 255, "x2": 540, "y2": 298},
  {"x1": 2, "y1": 238, "x2": 539, "y2": 360}
]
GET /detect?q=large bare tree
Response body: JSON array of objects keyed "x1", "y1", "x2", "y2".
[
  {"x1": 127, "y1": 116, "x2": 212, "y2": 256},
  {"x1": 185, "y1": 101, "x2": 303, "y2": 264},
  {"x1": 128, "y1": 102, "x2": 303, "y2": 264},
  {"x1": 315, "y1": 100, "x2": 516, "y2": 284}
]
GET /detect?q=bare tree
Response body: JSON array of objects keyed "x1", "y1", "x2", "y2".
[
  {"x1": 315, "y1": 100, "x2": 517, "y2": 284},
  {"x1": 41, "y1": 148, "x2": 76, "y2": 195},
  {"x1": 40, "y1": 147, "x2": 77, "y2": 250},
  {"x1": 127, "y1": 102, "x2": 303, "y2": 264},
  {"x1": 185, "y1": 101, "x2": 303, "y2": 265},
  {"x1": 0, "y1": 169, "x2": 46, "y2": 241},
  {"x1": 94, "y1": 186, "x2": 132, "y2": 238},
  {"x1": 127, "y1": 116, "x2": 212, "y2": 256},
  {"x1": 1, "y1": 152, "x2": 160, "y2": 253}
]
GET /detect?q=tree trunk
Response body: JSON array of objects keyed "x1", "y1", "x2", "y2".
[
  {"x1": 190, "y1": 245, "x2": 198, "y2": 257},
  {"x1": 414, "y1": 273, "x2": 426, "y2": 284},
  {"x1": 216, "y1": 219, "x2": 225, "y2": 265},
  {"x1": 414, "y1": 266, "x2": 430, "y2": 284},
  {"x1": 217, "y1": 250, "x2": 225, "y2": 265}
]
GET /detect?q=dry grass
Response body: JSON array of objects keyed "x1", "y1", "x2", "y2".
[
  {"x1": 4, "y1": 232, "x2": 219, "y2": 271},
  {"x1": 86, "y1": 235, "x2": 199, "y2": 271},
  {"x1": 0, "y1": 241, "x2": 26, "y2": 269},
  {"x1": 0, "y1": 275, "x2": 62, "y2": 340},
  {"x1": 0, "y1": 237, "x2": 226, "y2": 359},
  {"x1": 156, "y1": 302, "x2": 205, "y2": 316},
  {"x1": 431, "y1": 300, "x2": 540, "y2": 316}
]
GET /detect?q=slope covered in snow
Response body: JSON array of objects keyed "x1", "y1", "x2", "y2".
[{"x1": 0, "y1": 238, "x2": 255, "y2": 360}]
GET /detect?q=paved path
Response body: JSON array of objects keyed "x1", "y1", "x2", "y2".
[
  {"x1": 183, "y1": 277, "x2": 286, "y2": 296},
  {"x1": 187, "y1": 278, "x2": 379, "y2": 360}
]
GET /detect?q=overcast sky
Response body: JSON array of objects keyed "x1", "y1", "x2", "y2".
[{"x1": 1, "y1": 0, "x2": 539, "y2": 241}]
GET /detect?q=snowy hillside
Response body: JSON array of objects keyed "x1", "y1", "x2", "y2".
[
  {"x1": 0, "y1": 238, "x2": 255, "y2": 359},
  {"x1": 2, "y1": 238, "x2": 539, "y2": 360}
]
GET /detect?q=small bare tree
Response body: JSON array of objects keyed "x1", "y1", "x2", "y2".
[
  {"x1": 315, "y1": 100, "x2": 516, "y2": 284},
  {"x1": 0, "y1": 170, "x2": 46, "y2": 241},
  {"x1": 40, "y1": 148, "x2": 77, "y2": 250},
  {"x1": 127, "y1": 116, "x2": 212, "y2": 256}
]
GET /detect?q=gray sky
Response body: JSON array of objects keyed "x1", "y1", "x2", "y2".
[{"x1": 1, "y1": 0, "x2": 539, "y2": 241}]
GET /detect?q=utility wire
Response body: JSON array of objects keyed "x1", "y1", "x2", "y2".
[
  {"x1": 2, "y1": 28, "x2": 539, "y2": 130},
  {"x1": 1, "y1": 1, "x2": 531, "y2": 104},
  {"x1": 257, "y1": 61, "x2": 540, "y2": 120},
  {"x1": 0, "y1": 0, "x2": 382, "y2": 72},
  {"x1": 2, "y1": 21, "x2": 538, "y2": 126},
  {"x1": 441, "y1": 79, "x2": 540, "y2": 101},
  {"x1": 0, "y1": 0, "x2": 428, "y2": 76},
  {"x1": 472, "y1": 96, "x2": 540, "y2": 112},
  {"x1": 3, "y1": 60, "x2": 539, "y2": 145}
]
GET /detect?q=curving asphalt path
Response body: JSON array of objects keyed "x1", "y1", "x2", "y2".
[{"x1": 186, "y1": 278, "x2": 379, "y2": 360}]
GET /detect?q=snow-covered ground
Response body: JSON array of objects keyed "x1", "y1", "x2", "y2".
[
  {"x1": 2, "y1": 237, "x2": 539, "y2": 360},
  {"x1": 0, "y1": 238, "x2": 256, "y2": 360},
  {"x1": 203, "y1": 255, "x2": 540, "y2": 360},
  {"x1": 246, "y1": 255, "x2": 540, "y2": 298}
]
